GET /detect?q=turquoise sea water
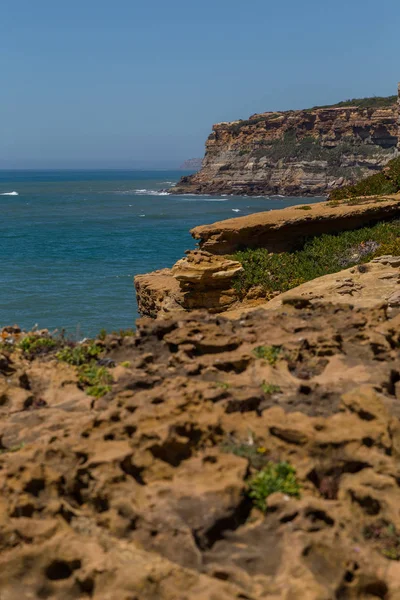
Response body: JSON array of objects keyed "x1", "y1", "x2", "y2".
[{"x1": 0, "y1": 170, "x2": 323, "y2": 336}]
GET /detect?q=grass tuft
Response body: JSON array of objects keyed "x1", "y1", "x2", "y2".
[
  {"x1": 18, "y1": 336, "x2": 57, "y2": 357},
  {"x1": 248, "y1": 462, "x2": 301, "y2": 511},
  {"x1": 261, "y1": 382, "x2": 281, "y2": 394},
  {"x1": 78, "y1": 364, "x2": 113, "y2": 398},
  {"x1": 253, "y1": 345, "x2": 281, "y2": 365},
  {"x1": 56, "y1": 343, "x2": 103, "y2": 366}
]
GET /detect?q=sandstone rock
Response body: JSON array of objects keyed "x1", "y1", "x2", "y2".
[
  {"x1": 226, "y1": 255, "x2": 400, "y2": 318},
  {"x1": 135, "y1": 251, "x2": 243, "y2": 318},
  {"x1": 2, "y1": 303, "x2": 400, "y2": 596},
  {"x1": 191, "y1": 195, "x2": 400, "y2": 254}
]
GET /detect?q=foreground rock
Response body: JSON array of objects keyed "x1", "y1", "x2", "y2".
[
  {"x1": 3, "y1": 301, "x2": 400, "y2": 597},
  {"x1": 191, "y1": 194, "x2": 400, "y2": 254},
  {"x1": 225, "y1": 255, "x2": 400, "y2": 318},
  {"x1": 172, "y1": 97, "x2": 398, "y2": 197},
  {"x1": 135, "y1": 250, "x2": 243, "y2": 317}
]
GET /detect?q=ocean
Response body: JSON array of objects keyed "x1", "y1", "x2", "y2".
[{"x1": 0, "y1": 170, "x2": 323, "y2": 337}]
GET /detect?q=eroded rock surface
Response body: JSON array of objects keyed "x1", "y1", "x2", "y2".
[
  {"x1": 135, "y1": 251, "x2": 243, "y2": 317},
  {"x1": 2, "y1": 301, "x2": 400, "y2": 597},
  {"x1": 225, "y1": 255, "x2": 400, "y2": 318}
]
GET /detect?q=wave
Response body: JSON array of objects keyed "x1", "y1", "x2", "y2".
[
  {"x1": 1, "y1": 191, "x2": 18, "y2": 196},
  {"x1": 113, "y1": 189, "x2": 170, "y2": 196},
  {"x1": 232, "y1": 209, "x2": 241, "y2": 212},
  {"x1": 134, "y1": 189, "x2": 170, "y2": 196}
]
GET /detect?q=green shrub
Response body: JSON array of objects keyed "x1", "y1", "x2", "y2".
[
  {"x1": 233, "y1": 220, "x2": 400, "y2": 296},
  {"x1": 253, "y1": 345, "x2": 281, "y2": 364},
  {"x1": 18, "y1": 336, "x2": 57, "y2": 357},
  {"x1": 329, "y1": 156, "x2": 400, "y2": 200},
  {"x1": 57, "y1": 342, "x2": 103, "y2": 366},
  {"x1": 295, "y1": 205, "x2": 312, "y2": 211},
  {"x1": 261, "y1": 382, "x2": 281, "y2": 394},
  {"x1": 78, "y1": 364, "x2": 112, "y2": 398},
  {"x1": 248, "y1": 462, "x2": 301, "y2": 511},
  {"x1": 310, "y1": 95, "x2": 397, "y2": 110}
]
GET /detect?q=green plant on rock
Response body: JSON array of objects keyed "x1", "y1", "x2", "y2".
[
  {"x1": 233, "y1": 220, "x2": 400, "y2": 297},
  {"x1": 214, "y1": 381, "x2": 230, "y2": 390},
  {"x1": 248, "y1": 462, "x2": 301, "y2": 512},
  {"x1": 56, "y1": 342, "x2": 103, "y2": 366},
  {"x1": 364, "y1": 521, "x2": 400, "y2": 561},
  {"x1": 78, "y1": 364, "x2": 112, "y2": 398},
  {"x1": 18, "y1": 335, "x2": 57, "y2": 357},
  {"x1": 253, "y1": 345, "x2": 282, "y2": 365},
  {"x1": 329, "y1": 156, "x2": 400, "y2": 200},
  {"x1": 261, "y1": 382, "x2": 281, "y2": 394},
  {"x1": 295, "y1": 205, "x2": 312, "y2": 210}
]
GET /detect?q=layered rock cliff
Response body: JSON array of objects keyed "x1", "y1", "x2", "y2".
[{"x1": 173, "y1": 98, "x2": 399, "y2": 196}]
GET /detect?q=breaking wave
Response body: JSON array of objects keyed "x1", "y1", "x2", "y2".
[{"x1": 1, "y1": 191, "x2": 18, "y2": 196}]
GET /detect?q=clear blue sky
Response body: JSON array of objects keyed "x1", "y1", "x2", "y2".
[{"x1": 1, "y1": 0, "x2": 398, "y2": 168}]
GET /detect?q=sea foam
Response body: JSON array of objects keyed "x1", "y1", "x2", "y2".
[{"x1": 1, "y1": 191, "x2": 18, "y2": 196}]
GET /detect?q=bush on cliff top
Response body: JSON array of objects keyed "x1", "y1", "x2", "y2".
[
  {"x1": 233, "y1": 220, "x2": 400, "y2": 296},
  {"x1": 310, "y1": 95, "x2": 397, "y2": 110},
  {"x1": 329, "y1": 156, "x2": 400, "y2": 200}
]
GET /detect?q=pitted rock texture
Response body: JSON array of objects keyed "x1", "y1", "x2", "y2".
[
  {"x1": 225, "y1": 255, "x2": 400, "y2": 318},
  {"x1": 172, "y1": 103, "x2": 399, "y2": 197},
  {"x1": 3, "y1": 302, "x2": 400, "y2": 597}
]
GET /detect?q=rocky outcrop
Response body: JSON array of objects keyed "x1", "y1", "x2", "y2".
[
  {"x1": 3, "y1": 300, "x2": 400, "y2": 597},
  {"x1": 134, "y1": 251, "x2": 243, "y2": 317},
  {"x1": 225, "y1": 254, "x2": 400, "y2": 318},
  {"x1": 191, "y1": 194, "x2": 400, "y2": 254},
  {"x1": 172, "y1": 99, "x2": 399, "y2": 197},
  {"x1": 135, "y1": 196, "x2": 400, "y2": 318}
]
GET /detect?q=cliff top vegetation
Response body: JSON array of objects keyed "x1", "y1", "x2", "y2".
[
  {"x1": 310, "y1": 95, "x2": 397, "y2": 110},
  {"x1": 330, "y1": 156, "x2": 400, "y2": 200}
]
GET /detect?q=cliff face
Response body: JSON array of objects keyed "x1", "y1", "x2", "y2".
[{"x1": 173, "y1": 103, "x2": 399, "y2": 196}]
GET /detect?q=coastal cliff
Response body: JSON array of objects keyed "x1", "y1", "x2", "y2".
[{"x1": 173, "y1": 97, "x2": 399, "y2": 196}]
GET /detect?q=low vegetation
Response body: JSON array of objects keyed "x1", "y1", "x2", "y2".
[
  {"x1": 310, "y1": 95, "x2": 397, "y2": 110},
  {"x1": 329, "y1": 156, "x2": 400, "y2": 200},
  {"x1": 248, "y1": 462, "x2": 301, "y2": 512},
  {"x1": 364, "y1": 521, "x2": 400, "y2": 560},
  {"x1": 261, "y1": 382, "x2": 281, "y2": 394},
  {"x1": 78, "y1": 364, "x2": 113, "y2": 398},
  {"x1": 233, "y1": 220, "x2": 400, "y2": 297},
  {"x1": 56, "y1": 342, "x2": 103, "y2": 366},
  {"x1": 13, "y1": 333, "x2": 113, "y2": 399},
  {"x1": 252, "y1": 345, "x2": 282, "y2": 364},
  {"x1": 18, "y1": 335, "x2": 57, "y2": 357}
]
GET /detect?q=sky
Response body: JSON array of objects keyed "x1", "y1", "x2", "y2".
[{"x1": 1, "y1": 0, "x2": 399, "y2": 169}]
